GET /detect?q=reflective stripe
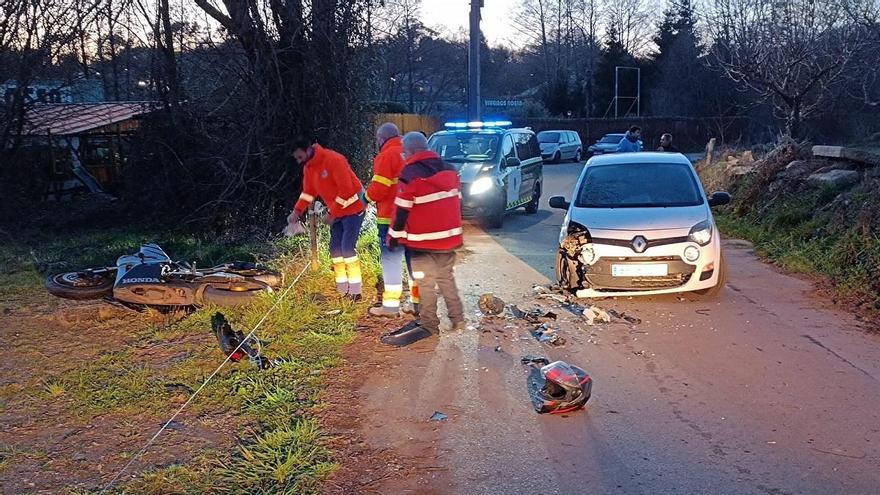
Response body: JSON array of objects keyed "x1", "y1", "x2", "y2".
[
  {"x1": 343, "y1": 256, "x2": 359, "y2": 264},
  {"x1": 384, "y1": 284, "x2": 404, "y2": 292},
  {"x1": 348, "y1": 275, "x2": 363, "y2": 284},
  {"x1": 299, "y1": 192, "x2": 315, "y2": 203},
  {"x1": 382, "y1": 299, "x2": 401, "y2": 308},
  {"x1": 388, "y1": 229, "x2": 407, "y2": 239},
  {"x1": 335, "y1": 276, "x2": 348, "y2": 283},
  {"x1": 412, "y1": 189, "x2": 460, "y2": 205},
  {"x1": 335, "y1": 193, "x2": 360, "y2": 208},
  {"x1": 331, "y1": 257, "x2": 345, "y2": 263},
  {"x1": 412, "y1": 271, "x2": 425, "y2": 280},
  {"x1": 395, "y1": 197, "x2": 414, "y2": 208},
  {"x1": 371, "y1": 174, "x2": 397, "y2": 187},
  {"x1": 404, "y1": 227, "x2": 463, "y2": 242}
]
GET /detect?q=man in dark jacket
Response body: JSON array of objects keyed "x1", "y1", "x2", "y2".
[
  {"x1": 657, "y1": 133, "x2": 680, "y2": 153},
  {"x1": 382, "y1": 132, "x2": 465, "y2": 346}
]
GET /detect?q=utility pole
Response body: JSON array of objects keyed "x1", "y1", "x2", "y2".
[{"x1": 468, "y1": 0, "x2": 483, "y2": 121}]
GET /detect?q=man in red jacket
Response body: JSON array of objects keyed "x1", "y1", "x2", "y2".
[
  {"x1": 288, "y1": 137, "x2": 366, "y2": 300},
  {"x1": 365, "y1": 122, "x2": 420, "y2": 317},
  {"x1": 382, "y1": 132, "x2": 465, "y2": 346}
]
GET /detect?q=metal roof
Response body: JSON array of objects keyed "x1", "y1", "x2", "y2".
[{"x1": 22, "y1": 102, "x2": 156, "y2": 136}]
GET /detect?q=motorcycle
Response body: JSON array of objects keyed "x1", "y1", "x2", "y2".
[{"x1": 45, "y1": 243, "x2": 283, "y2": 307}]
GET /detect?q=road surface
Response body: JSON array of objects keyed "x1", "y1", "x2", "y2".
[{"x1": 351, "y1": 162, "x2": 880, "y2": 495}]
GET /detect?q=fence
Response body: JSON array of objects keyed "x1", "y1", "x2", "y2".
[{"x1": 513, "y1": 116, "x2": 750, "y2": 153}]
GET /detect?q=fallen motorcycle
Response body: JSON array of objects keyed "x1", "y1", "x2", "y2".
[{"x1": 46, "y1": 243, "x2": 282, "y2": 307}]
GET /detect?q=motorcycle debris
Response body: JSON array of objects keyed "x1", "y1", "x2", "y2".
[
  {"x1": 478, "y1": 293, "x2": 506, "y2": 315},
  {"x1": 538, "y1": 293, "x2": 569, "y2": 304},
  {"x1": 607, "y1": 309, "x2": 641, "y2": 324},
  {"x1": 531, "y1": 323, "x2": 566, "y2": 346},
  {"x1": 430, "y1": 411, "x2": 448, "y2": 421},
  {"x1": 509, "y1": 305, "x2": 557, "y2": 323},
  {"x1": 520, "y1": 355, "x2": 550, "y2": 366},
  {"x1": 584, "y1": 306, "x2": 612, "y2": 326}
]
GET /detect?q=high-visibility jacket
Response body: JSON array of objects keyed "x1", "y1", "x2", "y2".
[
  {"x1": 294, "y1": 144, "x2": 365, "y2": 218},
  {"x1": 389, "y1": 150, "x2": 463, "y2": 251},
  {"x1": 365, "y1": 136, "x2": 404, "y2": 225}
]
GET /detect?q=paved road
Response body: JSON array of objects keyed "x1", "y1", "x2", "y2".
[{"x1": 354, "y1": 163, "x2": 880, "y2": 495}]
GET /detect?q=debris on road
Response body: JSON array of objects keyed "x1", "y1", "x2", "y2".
[
  {"x1": 212, "y1": 312, "x2": 274, "y2": 369},
  {"x1": 530, "y1": 323, "x2": 566, "y2": 346},
  {"x1": 494, "y1": 345, "x2": 502, "y2": 352},
  {"x1": 538, "y1": 293, "x2": 569, "y2": 304},
  {"x1": 479, "y1": 293, "x2": 506, "y2": 315},
  {"x1": 509, "y1": 305, "x2": 557, "y2": 323},
  {"x1": 584, "y1": 305, "x2": 611, "y2": 325},
  {"x1": 430, "y1": 411, "x2": 448, "y2": 421},
  {"x1": 522, "y1": 357, "x2": 593, "y2": 414},
  {"x1": 607, "y1": 309, "x2": 641, "y2": 324}
]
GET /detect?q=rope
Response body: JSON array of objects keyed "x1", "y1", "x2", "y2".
[{"x1": 100, "y1": 261, "x2": 311, "y2": 494}]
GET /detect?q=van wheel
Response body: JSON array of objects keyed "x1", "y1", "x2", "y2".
[
  {"x1": 485, "y1": 194, "x2": 505, "y2": 229},
  {"x1": 552, "y1": 151, "x2": 561, "y2": 163},
  {"x1": 694, "y1": 252, "x2": 727, "y2": 297},
  {"x1": 525, "y1": 183, "x2": 540, "y2": 214},
  {"x1": 574, "y1": 149, "x2": 582, "y2": 162}
]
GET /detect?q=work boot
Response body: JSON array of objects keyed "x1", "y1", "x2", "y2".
[
  {"x1": 369, "y1": 306, "x2": 400, "y2": 318},
  {"x1": 401, "y1": 302, "x2": 420, "y2": 317},
  {"x1": 380, "y1": 325, "x2": 436, "y2": 347},
  {"x1": 383, "y1": 320, "x2": 421, "y2": 338}
]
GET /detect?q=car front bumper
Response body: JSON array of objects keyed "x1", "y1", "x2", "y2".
[
  {"x1": 565, "y1": 233, "x2": 722, "y2": 297},
  {"x1": 460, "y1": 185, "x2": 502, "y2": 218}
]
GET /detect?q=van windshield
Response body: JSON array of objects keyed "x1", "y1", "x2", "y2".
[
  {"x1": 429, "y1": 132, "x2": 500, "y2": 162},
  {"x1": 576, "y1": 162, "x2": 704, "y2": 208},
  {"x1": 538, "y1": 132, "x2": 560, "y2": 143}
]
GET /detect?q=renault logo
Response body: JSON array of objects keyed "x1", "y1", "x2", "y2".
[{"x1": 631, "y1": 236, "x2": 648, "y2": 253}]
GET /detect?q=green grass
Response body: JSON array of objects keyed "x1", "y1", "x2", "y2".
[{"x1": 1, "y1": 220, "x2": 380, "y2": 494}]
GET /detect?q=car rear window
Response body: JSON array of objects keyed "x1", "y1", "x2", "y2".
[
  {"x1": 538, "y1": 132, "x2": 560, "y2": 143},
  {"x1": 575, "y1": 162, "x2": 704, "y2": 208}
]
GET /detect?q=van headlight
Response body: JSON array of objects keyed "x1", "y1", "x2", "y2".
[
  {"x1": 688, "y1": 220, "x2": 713, "y2": 246},
  {"x1": 470, "y1": 176, "x2": 494, "y2": 195}
]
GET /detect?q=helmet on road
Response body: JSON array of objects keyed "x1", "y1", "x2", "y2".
[{"x1": 524, "y1": 358, "x2": 593, "y2": 414}]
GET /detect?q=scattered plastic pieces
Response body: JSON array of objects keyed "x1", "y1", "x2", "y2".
[
  {"x1": 584, "y1": 305, "x2": 611, "y2": 325},
  {"x1": 607, "y1": 309, "x2": 642, "y2": 324},
  {"x1": 522, "y1": 357, "x2": 593, "y2": 414},
  {"x1": 509, "y1": 305, "x2": 557, "y2": 323},
  {"x1": 530, "y1": 323, "x2": 566, "y2": 346},
  {"x1": 430, "y1": 411, "x2": 448, "y2": 421},
  {"x1": 479, "y1": 293, "x2": 506, "y2": 315},
  {"x1": 538, "y1": 293, "x2": 569, "y2": 303},
  {"x1": 532, "y1": 284, "x2": 552, "y2": 294}
]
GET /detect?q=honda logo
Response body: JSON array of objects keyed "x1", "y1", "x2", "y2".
[{"x1": 631, "y1": 236, "x2": 648, "y2": 253}]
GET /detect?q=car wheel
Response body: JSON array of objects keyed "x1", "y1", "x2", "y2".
[
  {"x1": 525, "y1": 182, "x2": 540, "y2": 214},
  {"x1": 574, "y1": 149, "x2": 582, "y2": 162},
  {"x1": 694, "y1": 251, "x2": 727, "y2": 297},
  {"x1": 485, "y1": 193, "x2": 505, "y2": 229},
  {"x1": 552, "y1": 151, "x2": 561, "y2": 164}
]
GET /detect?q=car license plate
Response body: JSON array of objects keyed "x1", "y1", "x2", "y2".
[{"x1": 611, "y1": 264, "x2": 668, "y2": 277}]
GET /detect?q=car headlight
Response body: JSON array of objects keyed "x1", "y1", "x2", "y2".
[
  {"x1": 688, "y1": 220, "x2": 713, "y2": 246},
  {"x1": 470, "y1": 176, "x2": 494, "y2": 195}
]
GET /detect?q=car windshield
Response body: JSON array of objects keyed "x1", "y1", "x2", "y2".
[
  {"x1": 576, "y1": 162, "x2": 704, "y2": 208},
  {"x1": 600, "y1": 135, "x2": 622, "y2": 144},
  {"x1": 429, "y1": 132, "x2": 500, "y2": 162},
  {"x1": 538, "y1": 132, "x2": 560, "y2": 143}
]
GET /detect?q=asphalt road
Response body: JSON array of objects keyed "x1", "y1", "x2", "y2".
[{"x1": 355, "y1": 162, "x2": 880, "y2": 495}]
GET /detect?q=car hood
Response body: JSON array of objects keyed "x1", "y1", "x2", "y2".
[
  {"x1": 570, "y1": 204, "x2": 708, "y2": 232},
  {"x1": 453, "y1": 161, "x2": 489, "y2": 184},
  {"x1": 590, "y1": 143, "x2": 617, "y2": 150}
]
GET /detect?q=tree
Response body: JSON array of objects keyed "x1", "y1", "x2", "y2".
[{"x1": 706, "y1": 0, "x2": 871, "y2": 137}]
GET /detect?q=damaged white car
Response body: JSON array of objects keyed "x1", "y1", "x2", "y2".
[{"x1": 550, "y1": 152, "x2": 731, "y2": 298}]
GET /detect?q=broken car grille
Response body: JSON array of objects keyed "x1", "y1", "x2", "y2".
[{"x1": 585, "y1": 256, "x2": 695, "y2": 290}]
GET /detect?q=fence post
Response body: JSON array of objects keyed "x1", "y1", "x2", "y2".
[{"x1": 308, "y1": 205, "x2": 319, "y2": 270}]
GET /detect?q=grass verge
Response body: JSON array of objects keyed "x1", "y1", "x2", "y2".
[{"x1": 0, "y1": 220, "x2": 380, "y2": 494}]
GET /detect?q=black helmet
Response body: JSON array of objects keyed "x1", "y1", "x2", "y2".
[{"x1": 523, "y1": 357, "x2": 592, "y2": 414}]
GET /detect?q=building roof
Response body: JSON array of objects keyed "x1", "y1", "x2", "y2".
[{"x1": 22, "y1": 102, "x2": 156, "y2": 136}]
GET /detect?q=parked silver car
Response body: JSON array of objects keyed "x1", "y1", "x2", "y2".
[
  {"x1": 587, "y1": 133, "x2": 628, "y2": 155},
  {"x1": 538, "y1": 130, "x2": 582, "y2": 163}
]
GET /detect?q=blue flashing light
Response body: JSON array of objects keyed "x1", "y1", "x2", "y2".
[{"x1": 444, "y1": 120, "x2": 512, "y2": 129}]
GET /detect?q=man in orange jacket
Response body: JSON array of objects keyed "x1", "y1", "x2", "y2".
[
  {"x1": 365, "y1": 122, "x2": 419, "y2": 317},
  {"x1": 288, "y1": 137, "x2": 366, "y2": 300}
]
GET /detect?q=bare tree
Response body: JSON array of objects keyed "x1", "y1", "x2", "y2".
[{"x1": 706, "y1": 0, "x2": 870, "y2": 137}]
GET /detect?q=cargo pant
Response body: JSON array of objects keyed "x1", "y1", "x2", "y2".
[
  {"x1": 376, "y1": 224, "x2": 419, "y2": 311},
  {"x1": 329, "y1": 212, "x2": 365, "y2": 295},
  {"x1": 409, "y1": 250, "x2": 464, "y2": 333}
]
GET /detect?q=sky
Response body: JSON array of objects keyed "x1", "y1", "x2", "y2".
[{"x1": 419, "y1": 0, "x2": 521, "y2": 47}]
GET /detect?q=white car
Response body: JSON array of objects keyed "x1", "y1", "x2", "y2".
[{"x1": 549, "y1": 152, "x2": 731, "y2": 298}]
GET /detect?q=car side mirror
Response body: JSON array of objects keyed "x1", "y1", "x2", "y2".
[
  {"x1": 504, "y1": 157, "x2": 521, "y2": 168},
  {"x1": 708, "y1": 191, "x2": 731, "y2": 207},
  {"x1": 549, "y1": 196, "x2": 570, "y2": 210}
]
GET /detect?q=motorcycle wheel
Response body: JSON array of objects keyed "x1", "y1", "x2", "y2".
[
  {"x1": 200, "y1": 280, "x2": 272, "y2": 307},
  {"x1": 227, "y1": 263, "x2": 284, "y2": 288},
  {"x1": 46, "y1": 271, "x2": 114, "y2": 300}
]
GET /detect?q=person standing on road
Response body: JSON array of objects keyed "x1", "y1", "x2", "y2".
[
  {"x1": 288, "y1": 137, "x2": 366, "y2": 301},
  {"x1": 657, "y1": 133, "x2": 680, "y2": 153},
  {"x1": 617, "y1": 125, "x2": 643, "y2": 153},
  {"x1": 365, "y1": 122, "x2": 419, "y2": 317},
  {"x1": 382, "y1": 132, "x2": 465, "y2": 346}
]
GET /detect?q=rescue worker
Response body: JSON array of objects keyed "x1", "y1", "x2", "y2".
[
  {"x1": 382, "y1": 132, "x2": 465, "y2": 346},
  {"x1": 365, "y1": 122, "x2": 419, "y2": 317},
  {"x1": 287, "y1": 137, "x2": 365, "y2": 301}
]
